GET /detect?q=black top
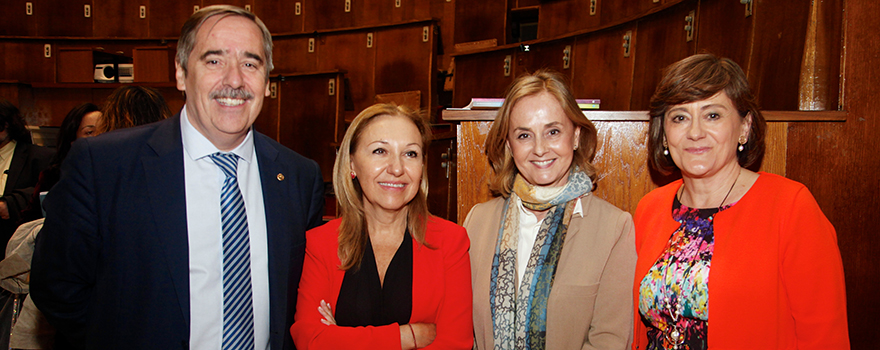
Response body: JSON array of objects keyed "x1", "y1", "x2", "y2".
[{"x1": 335, "y1": 232, "x2": 413, "y2": 327}]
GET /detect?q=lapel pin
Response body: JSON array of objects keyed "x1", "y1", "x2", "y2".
[{"x1": 277, "y1": 173, "x2": 285, "y2": 181}]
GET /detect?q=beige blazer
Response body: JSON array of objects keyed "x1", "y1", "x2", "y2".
[{"x1": 464, "y1": 195, "x2": 636, "y2": 350}]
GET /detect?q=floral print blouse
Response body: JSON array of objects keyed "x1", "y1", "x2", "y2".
[{"x1": 638, "y1": 196, "x2": 735, "y2": 350}]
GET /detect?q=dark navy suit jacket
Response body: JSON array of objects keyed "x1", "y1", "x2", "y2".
[{"x1": 31, "y1": 114, "x2": 324, "y2": 349}]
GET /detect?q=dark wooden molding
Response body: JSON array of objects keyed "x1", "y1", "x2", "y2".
[{"x1": 442, "y1": 109, "x2": 848, "y2": 122}]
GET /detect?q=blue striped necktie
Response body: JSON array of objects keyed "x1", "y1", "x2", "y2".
[{"x1": 210, "y1": 152, "x2": 255, "y2": 350}]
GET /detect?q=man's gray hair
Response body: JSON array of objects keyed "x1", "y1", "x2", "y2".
[{"x1": 176, "y1": 5, "x2": 274, "y2": 77}]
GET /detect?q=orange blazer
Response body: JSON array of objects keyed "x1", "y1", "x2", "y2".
[
  {"x1": 632, "y1": 172, "x2": 849, "y2": 350},
  {"x1": 290, "y1": 217, "x2": 473, "y2": 349}
]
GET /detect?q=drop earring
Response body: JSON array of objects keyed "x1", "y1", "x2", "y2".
[
  {"x1": 663, "y1": 139, "x2": 669, "y2": 156},
  {"x1": 738, "y1": 135, "x2": 747, "y2": 152}
]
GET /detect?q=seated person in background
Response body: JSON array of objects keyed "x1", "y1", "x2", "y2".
[
  {"x1": 19, "y1": 86, "x2": 168, "y2": 223},
  {"x1": 290, "y1": 103, "x2": 473, "y2": 349},
  {"x1": 19, "y1": 103, "x2": 101, "y2": 223},
  {"x1": 96, "y1": 85, "x2": 171, "y2": 134},
  {"x1": 8, "y1": 102, "x2": 101, "y2": 349},
  {"x1": 633, "y1": 53, "x2": 849, "y2": 349},
  {"x1": 0, "y1": 100, "x2": 53, "y2": 244}
]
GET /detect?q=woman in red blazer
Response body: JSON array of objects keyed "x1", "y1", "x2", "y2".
[
  {"x1": 632, "y1": 54, "x2": 849, "y2": 350},
  {"x1": 290, "y1": 104, "x2": 473, "y2": 349}
]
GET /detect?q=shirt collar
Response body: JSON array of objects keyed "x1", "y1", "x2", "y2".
[
  {"x1": 573, "y1": 196, "x2": 583, "y2": 217},
  {"x1": 180, "y1": 106, "x2": 254, "y2": 163},
  {"x1": 0, "y1": 140, "x2": 16, "y2": 161}
]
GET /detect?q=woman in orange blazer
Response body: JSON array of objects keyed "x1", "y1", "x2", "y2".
[
  {"x1": 290, "y1": 104, "x2": 473, "y2": 349},
  {"x1": 632, "y1": 54, "x2": 848, "y2": 350}
]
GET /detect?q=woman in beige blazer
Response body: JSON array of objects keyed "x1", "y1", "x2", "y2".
[{"x1": 463, "y1": 69, "x2": 636, "y2": 350}]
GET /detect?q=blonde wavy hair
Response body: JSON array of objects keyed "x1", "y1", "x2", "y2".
[{"x1": 333, "y1": 103, "x2": 433, "y2": 270}]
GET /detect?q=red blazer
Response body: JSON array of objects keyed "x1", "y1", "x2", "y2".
[
  {"x1": 632, "y1": 172, "x2": 849, "y2": 350},
  {"x1": 291, "y1": 217, "x2": 473, "y2": 349}
]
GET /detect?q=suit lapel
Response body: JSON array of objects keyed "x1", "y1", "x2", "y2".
[
  {"x1": 563, "y1": 197, "x2": 585, "y2": 243},
  {"x1": 143, "y1": 116, "x2": 191, "y2": 327},
  {"x1": 253, "y1": 134, "x2": 291, "y2": 350},
  {"x1": 254, "y1": 135, "x2": 288, "y2": 289}
]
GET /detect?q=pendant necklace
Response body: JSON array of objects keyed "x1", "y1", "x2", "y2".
[
  {"x1": 663, "y1": 168, "x2": 741, "y2": 349},
  {"x1": 661, "y1": 260, "x2": 692, "y2": 349},
  {"x1": 676, "y1": 168, "x2": 741, "y2": 216},
  {"x1": 709, "y1": 168, "x2": 741, "y2": 220}
]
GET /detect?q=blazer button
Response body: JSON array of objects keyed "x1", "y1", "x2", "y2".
[{"x1": 277, "y1": 173, "x2": 285, "y2": 181}]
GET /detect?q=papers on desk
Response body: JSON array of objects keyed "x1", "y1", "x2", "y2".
[{"x1": 448, "y1": 97, "x2": 600, "y2": 110}]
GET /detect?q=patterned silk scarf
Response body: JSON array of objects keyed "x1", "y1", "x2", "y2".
[{"x1": 490, "y1": 169, "x2": 592, "y2": 350}]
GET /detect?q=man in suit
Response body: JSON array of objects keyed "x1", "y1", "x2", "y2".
[
  {"x1": 30, "y1": 5, "x2": 324, "y2": 349},
  {"x1": 0, "y1": 100, "x2": 54, "y2": 244}
]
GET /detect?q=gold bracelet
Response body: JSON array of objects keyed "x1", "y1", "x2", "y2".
[{"x1": 409, "y1": 324, "x2": 418, "y2": 349}]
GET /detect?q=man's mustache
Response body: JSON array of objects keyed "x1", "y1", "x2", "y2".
[{"x1": 210, "y1": 88, "x2": 253, "y2": 100}]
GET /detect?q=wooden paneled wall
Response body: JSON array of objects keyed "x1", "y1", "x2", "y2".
[
  {"x1": 0, "y1": 1, "x2": 447, "y2": 125},
  {"x1": 271, "y1": 21, "x2": 438, "y2": 121},
  {"x1": 1, "y1": 0, "x2": 439, "y2": 38},
  {"x1": 453, "y1": 115, "x2": 792, "y2": 223},
  {"x1": 256, "y1": 72, "x2": 346, "y2": 184},
  {"x1": 788, "y1": 0, "x2": 878, "y2": 348},
  {"x1": 451, "y1": 0, "x2": 816, "y2": 112}
]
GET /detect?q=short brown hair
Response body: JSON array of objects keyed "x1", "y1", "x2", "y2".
[
  {"x1": 484, "y1": 69, "x2": 598, "y2": 197},
  {"x1": 176, "y1": 5, "x2": 274, "y2": 77},
  {"x1": 333, "y1": 103, "x2": 433, "y2": 270},
  {"x1": 648, "y1": 54, "x2": 766, "y2": 174}
]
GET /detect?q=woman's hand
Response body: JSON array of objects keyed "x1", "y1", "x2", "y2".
[
  {"x1": 413, "y1": 323, "x2": 437, "y2": 348},
  {"x1": 318, "y1": 299, "x2": 437, "y2": 348},
  {"x1": 400, "y1": 323, "x2": 436, "y2": 349},
  {"x1": 318, "y1": 299, "x2": 336, "y2": 326}
]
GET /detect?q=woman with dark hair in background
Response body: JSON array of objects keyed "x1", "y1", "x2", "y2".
[
  {"x1": 7, "y1": 87, "x2": 170, "y2": 349},
  {"x1": 5, "y1": 86, "x2": 171, "y2": 349},
  {"x1": 97, "y1": 85, "x2": 171, "y2": 134},
  {"x1": 19, "y1": 103, "x2": 101, "y2": 223},
  {"x1": 5, "y1": 102, "x2": 101, "y2": 349},
  {"x1": 0, "y1": 100, "x2": 54, "y2": 244},
  {"x1": 19, "y1": 84, "x2": 171, "y2": 223},
  {"x1": 633, "y1": 54, "x2": 849, "y2": 349}
]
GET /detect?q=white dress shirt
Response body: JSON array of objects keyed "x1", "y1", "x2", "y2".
[
  {"x1": 180, "y1": 108, "x2": 271, "y2": 350},
  {"x1": 0, "y1": 140, "x2": 17, "y2": 194},
  {"x1": 515, "y1": 195, "x2": 585, "y2": 285}
]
